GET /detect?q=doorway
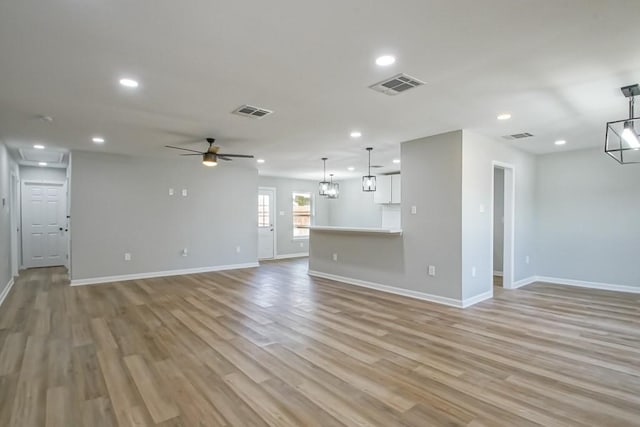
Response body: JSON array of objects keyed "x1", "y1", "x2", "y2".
[
  {"x1": 258, "y1": 187, "x2": 276, "y2": 260},
  {"x1": 21, "y1": 181, "x2": 68, "y2": 268},
  {"x1": 491, "y1": 163, "x2": 515, "y2": 289}
]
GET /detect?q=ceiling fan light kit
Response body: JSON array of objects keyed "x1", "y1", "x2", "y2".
[
  {"x1": 362, "y1": 147, "x2": 377, "y2": 192},
  {"x1": 165, "y1": 137, "x2": 254, "y2": 167},
  {"x1": 605, "y1": 84, "x2": 640, "y2": 164}
]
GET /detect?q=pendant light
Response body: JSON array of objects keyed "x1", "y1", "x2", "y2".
[
  {"x1": 326, "y1": 174, "x2": 339, "y2": 199},
  {"x1": 318, "y1": 157, "x2": 330, "y2": 195},
  {"x1": 362, "y1": 147, "x2": 376, "y2": 191},
  {"x1": 605, "y1": 84, "x2": 640, "y2": 164}
]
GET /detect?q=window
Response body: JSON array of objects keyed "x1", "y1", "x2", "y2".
[
  {"x1": 258, "y1": 194, "x2": 270, "y2": 227},
  {"x1": 292, "y1": 192, "x2": 311, "y2": 238}
]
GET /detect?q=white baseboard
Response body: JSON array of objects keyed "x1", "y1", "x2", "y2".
[
  {"x1": 274, "y1": 252, "x2": 309, "y2": 260},
  {"x1": 461, "y1": 289, "x2": 494, "y2": 308},
  {"x1": 493, "y1": 270, "x2": 503, "y2": 277},
  {"x1": 308, "y1": 270, "x2": 490, "y2": 308},
  {"x1": 511, "y1": 276, "x2": 538, "y2": 289},
  {"x1": 535, "y1": 276, "x2": 640, "y2": 294},
  {"x1": 70, "y1": 262, "x2": 260, "y2": 286},
  {"x1": 0, "y1": 277, "x2": 16, "y2": 307}
]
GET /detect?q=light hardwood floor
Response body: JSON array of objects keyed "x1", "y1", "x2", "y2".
[{"x1": 0, "y1": 259, "x2": 639, "y2": 426}]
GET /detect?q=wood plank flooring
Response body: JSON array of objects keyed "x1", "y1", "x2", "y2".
[{"x1": 0, "y1": 259, "x2": 639, "y2": 426}]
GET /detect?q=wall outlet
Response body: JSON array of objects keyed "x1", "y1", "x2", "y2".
[
  {"x1": 525, "y1": 255, "x2": 530, "y2": 264},
  {"x1": 169, "y1": 188, "x2": 174, "y2": 196},
  {"x1": 471, "y1": 266, "x2": 477, "y2": 277},
  {"x1": 181, "y1": 189, "x2": 188, "y2": 197},
  {"x1": 411, "y1": 206, "x2": 417, "y2": 215},
  {"x1": 124, "y1": 253, "x2": 131, "y2": 261},
  {"x1": 181, "y1": 248, "x2": 188, "y2": 257},
  {"x1": 428, "y1": 265, "x2": 436, "y2": 276},
  {"x1": 236, "y1": 246, "x2": 241, "y2": 253},
  {"x1": 332, "y1": 253, "x2": 338, "y2": 262}
]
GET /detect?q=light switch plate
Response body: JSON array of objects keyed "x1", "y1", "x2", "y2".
[
  {"x1": 428, "y1": 265, "x2": 436, "y2": 276},
  {"x1": 411, "y1": 206, "x2": 417, "y2": 215},
  {"x1": 169, "y1": 188, "x2": 174, "y2": 196},
  {"x1": 181, "y1": 189, "x2": 188, "y2": 197},
  {"x1": 124, "y1": 253, "x2": 131, "y2": 261}
]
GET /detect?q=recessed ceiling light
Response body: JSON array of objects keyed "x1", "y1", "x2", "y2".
[
  {"x1": 392, "y1": 159, "x2": 401, "y2": 164},
  {"x1": 554, "y1": 139, "x2": 567, "y2": 146},
  {"x1": 33, "y1": 144, "x2": 45, "y2": 149},
  {"x1": 256, "y1": 159, "x2": 265, "y2": 164},
  {"x1": 497, "y1": 113, "x2": 512, "y2": 120},
  {"x1": 375, "y1": 55, "x2": 396, "y2": 66},
  {"x1": 38, "y1": 162, "x2": 47, "y2": 167},
  {"x1": 350, "y1": 131, "x2": 362, "y2": 138},
  {"x1": 119, "y1": 78, "x2": 139, "y2": 88},
  {"x1": 92, "y1": 137, "x2": 105, "y2": 144},
  {"x1": 347, "y1": 166, "x2": 355, "y2": 171}
]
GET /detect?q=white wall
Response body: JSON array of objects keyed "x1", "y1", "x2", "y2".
[
  {"x1": 20, "y1": 166, "x2": 67, "y2": 183},
  {"x1": 493, "y1": 168, "x2": 504, "y2": 272},
  {"x1": 0, "y1": 142, "x2": 19, "y2": 298},
  {"x1": 536, "y1": 148, "x2": 640, "y2": 288},
  {"x1": 71, "y1": 151, "x2": 258, "y2": 281},
  {"x1": 258, "y1": 176, "x2": 330, "y2": 257},
  {"x1": 461, "y1": 131, "x2": 537, "y2": 299},
  {"x1": 328, "y1": 178, "x2": 382, "y2": 228}
]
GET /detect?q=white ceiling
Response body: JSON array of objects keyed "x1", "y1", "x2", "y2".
[{"x1": 1, "y1": 0, "x2": 639, "y2": 179}]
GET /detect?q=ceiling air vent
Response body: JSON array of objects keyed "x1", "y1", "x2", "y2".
[
  {"x1": 232, "y1": 104, "x2": 273, "y2": 119},
  {"x1": 502, "y1": 132, "x2": 534, "y2": 140},
  {"x1": 369, "y1": 73, "x2": 425, "y2": 96}
]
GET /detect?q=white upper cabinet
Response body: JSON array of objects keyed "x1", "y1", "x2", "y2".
[{"x1": 374, "y1": 174, "x2": 401, "y2": 204}]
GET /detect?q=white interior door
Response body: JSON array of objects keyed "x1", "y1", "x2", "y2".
[
  {"x1": 9, "y1": 173, "x2": 19, "y2": 276},
  {"x1": 22, "y1": 182, "x2": 67, "y2": 268},
  {"x1": 258, "y1": 188, "x2": 275, "y2": 259}
]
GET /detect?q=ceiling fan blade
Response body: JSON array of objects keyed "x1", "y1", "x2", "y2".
[
  {"x1": 180, "y1": 153, "x2": 203, "y2": 156},
  {"x1": 165, "y1": 145, "x2": 205, "y2": 154},
  {"x1": 217, "y1": 156, "x2": 233, "y2": 161},
  {"x1": 215, "y1": 153, "x2": 255, "y2": 158}
]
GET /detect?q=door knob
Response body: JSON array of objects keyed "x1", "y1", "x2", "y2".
[{"x1": 59, "y1": 227, "x2": 63, "y2": 231}]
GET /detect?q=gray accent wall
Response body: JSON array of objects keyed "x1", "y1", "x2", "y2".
[
  {"x1": 461, "y1": 131, "x2": 537, "y2": 299},
  {"x1": 536, "y1": 148, "x2": 640, "y2": 287},
  {"x1": 71, "y1": 151, "x2": 258, "y2": 281},
  {"x1": 310, "y1": 130, "x2": 464, "y2": 300},
  {"x1": 0, "y1": 142, "x2": 19, "y2": 295},
  {"x1": 258, "y1": 176, "x2": 330, "y2": 256}
]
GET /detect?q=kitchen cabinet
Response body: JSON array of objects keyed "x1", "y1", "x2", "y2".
[{"x1": 374, "y1": 174, "x2": 401, "y2": 204}]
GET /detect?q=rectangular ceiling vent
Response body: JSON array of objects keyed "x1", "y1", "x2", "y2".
[
  {"x1": 369, "y1": 73, "x2": 425, "y2": 96},
  {"x1": 502, "y1": 132, "x2": 534, "y2": 140},
  {"x1": 232, "y1": 104, "x2": 273, "y2": 119}
]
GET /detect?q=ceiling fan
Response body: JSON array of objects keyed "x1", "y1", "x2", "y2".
[{"x1": 165, "y1": 138, "x2": 254, "y2": 167}]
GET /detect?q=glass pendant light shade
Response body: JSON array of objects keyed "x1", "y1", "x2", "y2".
[
  {"x1": 362, "y1": 175, "x2": 376, "y2": 191},
  {"x1": 318, "y1": 157, "x2": 331, "y2": 195},
  {"x1": 327, "y1": 174, "x2": 339, "y2": 199},
  {"x1": 605, "y1": 84, "x2": 640, "y2": 164},
  {"x1": 362, "y1": 147, "x2": 377, "y2": 191}
]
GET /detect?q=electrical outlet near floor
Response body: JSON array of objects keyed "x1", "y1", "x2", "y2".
[
  {"x1": 428, "y1": 265, "x2": 436, "y2": 276},
  {"x1": 332, "y1": 253, "x2": 338, "y2": 262},
  {"x1": 471, "y1": 266, "x2": 477, "y2": 277},
  {"x1": 124, "y1": 253, "x2": 131, "y2": 261}
]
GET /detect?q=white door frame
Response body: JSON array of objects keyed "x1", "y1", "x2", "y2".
[
  {"x1": 9, "y1": 172, "x2": 20, "y2": 277},
  {"x1": 490, "y1": 162, "x2": 515, "y2": 290},
  {"x1": 21, "y1": 179, "x2": 68, "y2": 269},
  {"x1": 258, "y1": 186, "x2": 277, "y2": 259}
]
